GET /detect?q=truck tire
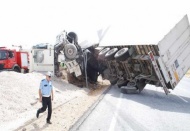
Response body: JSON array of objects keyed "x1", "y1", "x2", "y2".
[
  {"x1": 24, "y1": 69, "x2": 29, "y2": 73},
  {"x1": 105, "y1": 48, "x2": 118, "y2": 61},
  {"x1": 114, "y1": 48, "x2": 130, "y2": 61},
  {"x1": 67, "y1": 32, "x2": 78, "y2": 44},
  {"x1": 121, "y1": 86, "x2": 138, "y2": 94},
  {"x1": 98, "y1": 48, "x2": 110, "y2": 60},
  {"x1": 13, "y1": 66, "x2": 21, "y2": 72},
  {"x1": 109, "y1": 77, "x2": 118, "y2": 85},
  {"x1": 64, "y1": 44, "x2": 78, "y2": 60},
  {"x1": 136, "y1": 79, "x2": 146, "y2": 92},
  {"x1": 117, "y1": 79, "x2": 128, "y2": 88}
]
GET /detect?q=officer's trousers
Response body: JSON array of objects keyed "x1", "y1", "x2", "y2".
[{"x1": 38, "y1": 96, "x2": 52, "y2": 121}]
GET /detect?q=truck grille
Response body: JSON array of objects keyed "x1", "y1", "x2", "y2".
[{"x1": 0, "y1": 64, "x2": 4, "y2": 70}]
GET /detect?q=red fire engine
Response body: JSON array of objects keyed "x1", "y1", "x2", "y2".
[{"x1": 0, "y1": 47, "x2": 29, "y2": 72}]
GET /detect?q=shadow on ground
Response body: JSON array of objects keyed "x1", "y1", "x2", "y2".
[{"x1": 107, "y1": 85, "x2": 190, "y2": 114}]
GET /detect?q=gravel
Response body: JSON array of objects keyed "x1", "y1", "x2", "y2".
[
  {"x1": 0, "y1": 71, "x2": 109, "y2": 131},
  {"x1": 0, "y1": 71, "x2": 88, "y2": 130}
]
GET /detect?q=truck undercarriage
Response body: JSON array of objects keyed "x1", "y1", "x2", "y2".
[{"x1": 54, "y1": 31, "x2": 168, "y2": 93}]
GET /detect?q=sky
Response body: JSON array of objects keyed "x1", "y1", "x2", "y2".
[{"x1": 0, "y1": 0, "x2": 190, "y2": 49}]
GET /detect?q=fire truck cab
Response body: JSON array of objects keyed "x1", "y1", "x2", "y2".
[{"x1": 0, "y1": 47, "x2": 29, "y2": 72}]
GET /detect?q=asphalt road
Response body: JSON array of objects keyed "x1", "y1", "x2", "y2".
[{"x1": 77, "y1": 77, "x2": 190, "y2": 131}]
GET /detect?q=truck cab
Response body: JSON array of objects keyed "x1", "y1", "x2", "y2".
[
  {"x1": 0, "y1": 47, "x2": 18, "y2": 71},
  {"x1": 0, "y1": 47, "x2": 29, "y2": 72}
]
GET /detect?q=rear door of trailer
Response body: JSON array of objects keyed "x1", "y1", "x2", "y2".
[{"x1": 157, "y1": 15, "x2": 190, "y2": 89}]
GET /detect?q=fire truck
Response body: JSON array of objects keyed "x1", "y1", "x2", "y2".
[{"x1": 0, "y1": 47, "x2": 29, "y2": 73}]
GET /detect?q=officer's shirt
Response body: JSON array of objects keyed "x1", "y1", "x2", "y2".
[{"x1": 40, "y1": 79, "x2": 53, "y2": 97}]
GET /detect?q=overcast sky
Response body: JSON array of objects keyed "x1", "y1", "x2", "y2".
[{"x1": 0, "y1": 0, "x2": 189, "y2": 48}]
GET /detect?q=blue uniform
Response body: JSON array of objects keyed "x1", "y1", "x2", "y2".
[
  {"x1": 37, "y1": 74, "x2": 53, "y2": 123},
  {"x1": 40, "y1": 79, "x2": 53, "y2": 97}
]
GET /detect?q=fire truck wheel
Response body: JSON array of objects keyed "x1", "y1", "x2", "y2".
[
  {"x1": 13, "y1": 67, "x2": 20, "y2": 72},
  {"x1": 64, "y1": 44, "x2": 78, "y2": 60},
  {"x1": 98, "y1": 48, "x2": 110, "y2": 60},
  {"x1": 24, "y1": 69, "x2": 29, "y2": 73},
  {"x1": 114, "y1": 48, "x2": 130, "y2": 61},
  {"x1": 105, "y1": 48, "x2": 118, "y2": 61}
]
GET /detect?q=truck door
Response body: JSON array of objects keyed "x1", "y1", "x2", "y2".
[{"x1": 7, "y1": 51, "x2": 16, "y2": 69}]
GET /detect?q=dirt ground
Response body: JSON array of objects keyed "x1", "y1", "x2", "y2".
[{"x1": 15, "y1": 70, "x2": 110, "y2": 131}]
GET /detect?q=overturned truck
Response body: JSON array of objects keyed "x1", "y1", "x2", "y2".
[{"x1": 55, "y1": 15, "x2": 190, "y2": 94}]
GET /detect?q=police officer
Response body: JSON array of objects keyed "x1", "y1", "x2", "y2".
[{"x1": 36, "y1": 71, "x2": 54, "y2": 124}]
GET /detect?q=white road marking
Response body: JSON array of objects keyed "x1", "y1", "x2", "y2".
[
  {"x1": 108, "y1": 93, "x2": 123, "y2": 131},
  {"x1": 176, "y1": 95, "x2": 188, "y2": 103},
  {"x1": 172, "y1": 92, "x2": 188, "y2": 103}
]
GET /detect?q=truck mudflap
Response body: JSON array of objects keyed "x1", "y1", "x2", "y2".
[{"x1": 148, "y1": 51, "x2": 170, "y2": 95}]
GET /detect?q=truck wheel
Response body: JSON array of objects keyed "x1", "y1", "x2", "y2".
[
  {"x1": 136, "y1": 79, "x2": 146, "y2": 92},
  {"x1": 109, "y1": 77, "x2": 118, "y2": 85},
  {"x1": 67, "y1": 32, "x2": 78, "y2": 44},
  {"x1": 14, "y1": 67, "x2": 20, "y2": 72},
  {"x1": 105, "y1": 48, "x2": 118, "y2": 61},
  {"x1": 24, "y1": 69, "x2": 29, "y2": 73},
  {"x1": 121, "y1": 86, "x2": 138, "y2": 94},
  {"x1": 114, "y1": 48, "x2": 130, "y2": 61},
  {"x1": 64, "y1": 44, "x2": 78, "y2": 60},
  {"x1": 117, "y1": 79, "x2": 128, "y2": 88},
  {"x1": 98, "y1": 48, "x2": 110, "y2": 60}
]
